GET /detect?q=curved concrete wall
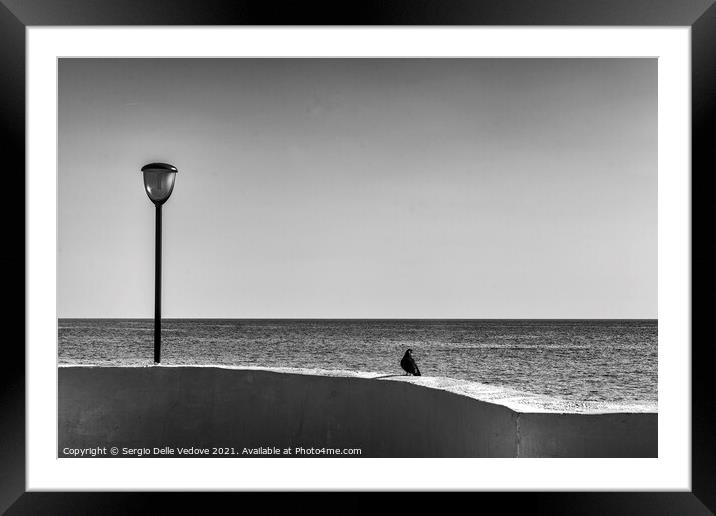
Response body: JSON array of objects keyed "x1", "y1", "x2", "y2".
[{"x1": 58, "y1": 367, "x2": 656, "y2": 458}]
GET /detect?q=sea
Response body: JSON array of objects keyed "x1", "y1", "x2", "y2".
[{"x1": 58, "y1": 319, "x2": 657, "y2": 410}]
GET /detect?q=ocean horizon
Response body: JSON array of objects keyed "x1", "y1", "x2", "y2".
[{"x1": 58, "y1": 318, "x2": 657, "y2": 411}]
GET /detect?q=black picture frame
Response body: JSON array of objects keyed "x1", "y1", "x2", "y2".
[{"x1": 3, "y1": 0, "x2": 712, "y2": 513}]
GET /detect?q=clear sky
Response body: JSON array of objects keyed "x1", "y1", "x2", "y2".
[{"x1": 58, "y1": 58, "x2": 656, "y2": 318}]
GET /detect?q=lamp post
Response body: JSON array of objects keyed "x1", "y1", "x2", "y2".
[{"x1": 141, "y1": 162, "x2": 178, "y2": 364}]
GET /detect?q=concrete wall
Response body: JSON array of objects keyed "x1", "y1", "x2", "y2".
[{"x1": 58, "y1": 367, "x2": 657, "y2": 458}]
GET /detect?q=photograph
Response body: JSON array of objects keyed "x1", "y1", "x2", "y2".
[{"x1": 56, "y1": 57, "x2": 658, "y2": 459}]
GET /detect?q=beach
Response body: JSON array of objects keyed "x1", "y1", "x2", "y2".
[{"x1": 58, "y1": 365, "x2": 657, "y2": 458}]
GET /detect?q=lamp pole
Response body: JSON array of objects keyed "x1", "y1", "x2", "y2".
[
  {"x1": 141, "y1": 162, "x2": 178, "y2": 364},
  {"x1": 154, "y1": 202, "x2": 162, "y2": 363}
]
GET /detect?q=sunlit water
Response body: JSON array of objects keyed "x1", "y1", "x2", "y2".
[{"x1": 58, "y1": 319, "x2": 657, "y2": 409}]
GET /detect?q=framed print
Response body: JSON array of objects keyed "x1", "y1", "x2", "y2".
[{"x1": 4, "y1": 0, "x2": 712, "y2": 513}]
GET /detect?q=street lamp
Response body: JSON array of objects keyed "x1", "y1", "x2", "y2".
[{"x1": 141, "y1": 162, "x2": 178, "y2": 364}]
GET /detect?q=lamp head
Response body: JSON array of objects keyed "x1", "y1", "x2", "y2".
[{"x1": 142, "y1": 162, "x2": 178, "y2": 205}]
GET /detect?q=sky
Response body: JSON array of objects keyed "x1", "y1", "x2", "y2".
[{"x1": 58, "y1": 58, "x2": 657, "y2": 318}]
